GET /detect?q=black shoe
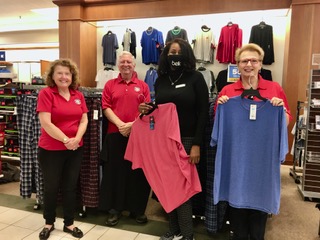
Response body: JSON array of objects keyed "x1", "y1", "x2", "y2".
[
  {"x1": 135, "y1": 214, "x2": 148, "y2": 224},
  {"x1": 105, "y1": 213, "x2": 121, "y2": 226},
  {"x1": 181, "y1": 236, "x2": 194, "y2": 240},
  {"x1": 39, "y1": 224, "x2": 54, "y2": 240},
  {"x1": 63, "y1": 225, "x2": 83, "y2": 238}
]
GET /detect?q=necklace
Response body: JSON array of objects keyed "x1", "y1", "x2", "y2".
[{"x1": 168, "y1": 72, "x2": 183, "y2": 86}]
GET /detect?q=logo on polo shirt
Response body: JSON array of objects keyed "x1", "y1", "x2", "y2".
[
  {"x1": 134, "y1": 87, "x2": 141, "y2": 92},
  {"x1": 74, "y1": 99, "x2": 81, "y2": 105}
]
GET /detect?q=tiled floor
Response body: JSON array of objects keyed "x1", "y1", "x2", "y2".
[
  {"x1": 0, "y1": 205, "x2": 160, "y2": 240},
  {"x1": 0, "y1": 181, "x2": 164, "y2": 240}
]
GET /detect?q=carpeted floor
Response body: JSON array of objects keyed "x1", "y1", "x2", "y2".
[
  {"x1": 0, "y1": 165, "x2": 319, "y2": 239},
  {"x1": 264, "y1": 165, "x2": 319, "y2": 240}
]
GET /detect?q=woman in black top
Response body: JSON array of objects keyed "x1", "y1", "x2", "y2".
[{"x1": 139, "y1": 38, "x2": 208, "y2": 240}]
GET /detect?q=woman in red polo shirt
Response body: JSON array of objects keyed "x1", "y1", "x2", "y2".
[{"x1": 37, "y1": 59, "x2": 88, "y2": 240}]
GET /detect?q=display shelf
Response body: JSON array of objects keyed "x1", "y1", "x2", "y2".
[
  {"x1": 0, "y1": 68, "x2": 20, "y2": 163},
  {"x1": 299, "y1": 69, "x2": 320, "y2": 200},
  {"x1": 0, "y1": 155, "x2": 20, "y2": 161},
  {"x1": 290, "y1": 101, "x2": 306, "y2": 184}
]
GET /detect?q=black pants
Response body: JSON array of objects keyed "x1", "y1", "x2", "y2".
[
  {"x1": 38, "y1": 147, "x2": 83, "y2": 226},
  {"x1": 167, "y1": 137, "x2": 195, "y2": 238},
  {"x1": 168, "y1": 199, "x2": 193, "y2": 238},
  {"x1": 229, "y1": 206, "x2": 268, "y2": 240},
  {"x1": 99, "y1": 132, "x2": 150, "y2": 215}
]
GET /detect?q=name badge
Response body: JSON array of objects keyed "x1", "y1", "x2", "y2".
[{"x1": 175, "y1": 84, "x2": 186, "y2": 88}]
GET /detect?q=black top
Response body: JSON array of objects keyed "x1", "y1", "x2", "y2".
[
  {"x1": 155, "y1": 70, "x2": 208, "y2": 145},
  {"x1": 249, "y1": 24, "x2": 274, "y2": 65}
]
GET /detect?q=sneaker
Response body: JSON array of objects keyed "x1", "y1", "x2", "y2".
[{"x1": 159, "y1": 232, "x2": 183, "y2": 240}]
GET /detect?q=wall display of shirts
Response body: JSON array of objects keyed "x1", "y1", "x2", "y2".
[
  {"x1": 249, "y1": 21, "x2": 275, "y2": 65},
  {"x1": 102, "y1": 31, "x2": 119, "y2": 66},
  {"x1": 122, "y1": 28, "x2": 137, "y2": 58},
  {"x1": 140, "y1": 27, "x2": 164, "y2": 65},
  {"x1": 216, "y1": 23, "x2": 243, "y2": 64},
  {"x1": 165, "y1": 26, "x2": 189, "y2": 44},
  {"x1": 193, "y1": 25, "x2": 215, "y2": 63}
]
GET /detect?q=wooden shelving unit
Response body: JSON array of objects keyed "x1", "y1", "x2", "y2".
[{"x1": 298, "y1": 69, "x2": 320, "y2": 201}]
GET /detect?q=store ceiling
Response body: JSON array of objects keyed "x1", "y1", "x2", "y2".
[{"x1": 0, "y1": 0, "x2": 58, "y2": 32}]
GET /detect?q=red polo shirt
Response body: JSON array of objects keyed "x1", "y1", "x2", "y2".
[
  {"x1": 102, "y1": 72, "x2": 151, "y2": 133},
  {"x1": 215, "y1": 76, "x2": 292, "y2": 120},
  {"x1": 37, "y1": 86, "x2": 88, "y2": 150}
]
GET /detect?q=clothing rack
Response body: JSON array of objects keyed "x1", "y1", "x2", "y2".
[
  {"x1": 15, "y1": 87, "x2": 103, "y2": 214},
  {"x1": 79, "y1": 87, "x2": 103, "y2": 96}
]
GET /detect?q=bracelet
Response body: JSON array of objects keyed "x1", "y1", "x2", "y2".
[{"x1": 63, "y1": 137, "x2": 68, "y2": 144}]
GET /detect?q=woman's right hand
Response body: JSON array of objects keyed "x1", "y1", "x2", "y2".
[
  {"x1": 139, "y1": 103, "x2": 153, "y2": 114},
  {"x1": 217, "y1": 95, "x2": 229, "y2": 104}
]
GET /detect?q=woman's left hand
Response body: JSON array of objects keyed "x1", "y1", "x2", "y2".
[
  {"x1": 64, "y1": 137, "x2": 80, "y2": 151},
  {"x1": 189, "y1": 145, "x2": 200, "y2": 164},
  {"x1": 139, "y1": 103, "x2": 153, "y2": 114},
  {"x1": 270, "y1": 97, "x2": 284, "y2": 106}
]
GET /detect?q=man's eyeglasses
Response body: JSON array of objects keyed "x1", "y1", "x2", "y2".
[{"x1": 239, "y1": 58, "x2": 262, "y2": 65}]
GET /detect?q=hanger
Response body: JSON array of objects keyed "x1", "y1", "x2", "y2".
[
  {"x1": 104, "y1": 64, "x2": 114, "y2": 71},
  {"x1": 107, "y1": 30, "x2": 112, "y2": 35},
  {"x1": 197, "y1": 62, "x2": 206, "y2": 71},
  {"x1": 241, "y1": 75, "x2": 267, "y2": 101},
  {"x1": 201, "y1": 25, "x2": 210, "y2": 31},
  {"x1": 139, "y1": 101, "x2": 158, "y2": 119},
  {"x1": 241, "y1": 88, "x2": 267, "y2": 101},
  {"x1": 227, "y1": 21, "x2": 233, "y2": 26},
  {"x1": 104, "y1": 66, "x2": 114, "y2": 71},
  {"x1": 259, "y1": 21, "x2": 267, "y2": 28},
  {"x1": 147, "y1": 26, "x2": 153, "y2": 32}
]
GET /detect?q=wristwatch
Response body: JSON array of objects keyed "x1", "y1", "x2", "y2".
[{"x1": 63, "y1": 137, "x2": 68, "y2": 144}]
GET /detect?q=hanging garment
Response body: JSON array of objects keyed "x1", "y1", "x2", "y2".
[
  {"x1": 122, "y1": 30, "x2": 131, "y2": 52},
  {"x1": 249, "y1": 23, "x2": 275, "y2": 65},
  {"x1": 140, "y1": 27, "x2": 164, "y2": 65},
  {"x1": 197, "y1": 68, "x2": 215, "y2": 94},
  {"x1": 211, "y1": 96, "x2": 288, "y2": 214},
  {"x1": 144, "y1": 67, "x2": 158, "y2": 100},
  {"x1": 102, "y1": 32, "x2": 119, "y2": 65},
  {"x1": 216, "y1": 24, "x2": 243, "y2": 64},
  {"x1": 79, "y1": 97, "x2": 101, "y2": 208},
  {"x1": 193, "y1": 27, "x2": 215, "y2": 63},
  {"x1": 260, "y1": 68, "x2": 272, "y2": 81},
  {"x1": 165, "y1": 26, "x2": 189, "y2": 44},
  {"x1": 16, "y1": 94, "x2": 43, "y2": 203},
  {"x1": 125, "y1": 103, "x2": 202, "y2": 213},
  {"x1": 204, "y1": 99, "x2": 228, "y2": 233},
  {"x1": 95, "y1": 68, "x2": 119, "y2": 89},
  {"x1": 122, "y1": 29, "x2": 137, "y2": 58}
]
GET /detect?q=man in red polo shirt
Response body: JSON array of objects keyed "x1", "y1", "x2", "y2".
[{"x1": 99, "y1": 51, "x2": 151, "y2": 226}]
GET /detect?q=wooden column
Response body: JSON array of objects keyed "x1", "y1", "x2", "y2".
[
  {"x1": 282, "y1": 0, "x2": 320, "y2": 163},
  {"x1": 56, "y1": 4, "x2": 97, "y2": 87}
]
